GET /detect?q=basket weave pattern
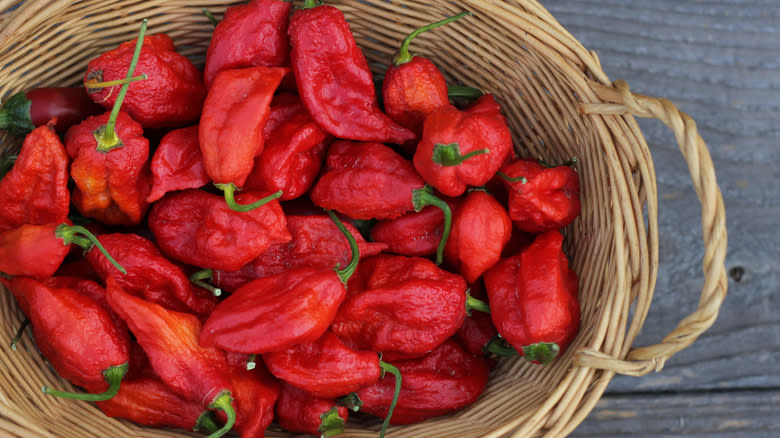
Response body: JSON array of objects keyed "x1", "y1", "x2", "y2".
[{"x1": 0, "y1": 1, "x2": 728, "y2": 437}]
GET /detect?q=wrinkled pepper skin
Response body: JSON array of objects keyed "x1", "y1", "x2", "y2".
[
  {"x1": 483, "y1": 230, "x2": 580, "y2": 362},
  {"x1": 444, "y1": 190, "x2": 512, "y2": 284},
  {"x1": 84, "y1": 33, "x2": 206, "y2": 128},
  {"x1": 201, "y1": 266, "x2": 347, "y2": 354},
  {"x1": 65, "y1": 111, "x2": 151, "y2": 226},
  {"x1": 369, "y1": 205, "x2": 444, "y2": 257},
  {"x1": 212, "y1": 214, "x2": 385, "y2": 293},
  {"x1": 86, "y1": 233, "x2": 217, "y2": 318},
  {"x1": 199, "y1": 66, "x2": 288, "y2": 187},
  {"x1": 499, "y1": 158, "x2": 581, "y2": 233},
  {"x1": 264, "y1": 330, "x2": 382, "y2": 399},
  {"x1": 310, "y1": 140, "x2": 426, "y2": 220},
  {"x1": 244, "y1": 106, "x2": 331, "y2": 200},
  {"x1": 203, "y1": 0, "x2": 291, "y2": 88},
  {"x1": 288, "y1": 3, "x2": 414, "y2": 144},
  {"x1": 331, "y1": 254, "x2": 467, "y2": 360},
  {"x1": 357, "y1": 339, "x2": 489, "y2": 425},
  {"x1": 454, "y1": 282, "x2": 498, "y2": 357},
  {"x1": 223, "y1": 353, "x2": 280, "y2": 438},
  {"x1": 5, "y1": 276, "x2": 130, "y2": 392},
  {"x1": 146, "y1": 125, "x2": 210, "y2": 203},
  {"x1": 413, "y1": 94, "x2": 513, "y2": 197},
  {"x1": 147, "y1": 189, "x2": 291, "y2": 272},
  {"x1": 275, "y1": 383, "x2": 349, "y2": 437},
  {"x1": 0, "y1": 123, "x2": 69, "y2": 232},
  {"x1": 0, "y1": 87, "x2": 102, "y2": 136},
  {"x1": 0, "y1": 223, "x2": 70, "y2": 279},
  {"x1": 382, "y1": 56, "x2": 450, "y2": 137}
]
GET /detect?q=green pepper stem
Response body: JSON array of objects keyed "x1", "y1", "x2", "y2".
[
  {"x1": 42, "y1": 362, "x2": 128, "y2": 401},
  {"x1": 302, "y1": 0, "x2": 323, "y2": 9},
  {"x1": 55, "y1": 224, "x2": 127, "y2": 275},
  {"x1": 325, "y1": 210, "x2": 360, "y2": 285},
  {"x1": 465, "y1": 290, "x2": 491, "y2": 316},
  {"x1": 318, "y1": 406, "x2": 346, "y2": 438},
  {"x1": 411, "y1": 186, "x2": 451, "y2": 265},
  {"x1": 216, "y1": 183, "x2": 283, "y2": 212},
  {"x1": 378, "y1": 360, "x2": 402, "y2": 438},
  {"x1": 10, "y1": 318, "x2": 30, "y2": 351},
  {"x1": 497, "y1": 171, "x2": 527, "y2": 184},
  {"x1": 483, "y1": 336, "x2": 518, "y2": 357},
  {"x1": 393, "y1": 11, "x2": 471, "y2": 66},
  {"x1": 193, "y1": 410, "x2": 220, "y2": 433},
  {"x1": 206, "y1": 391, "x2": 236, "y2": 438},
  {"x1": 189, "y1": 269, "x2": 221, "y2": 297},
  {"x1": 84, "y1": 74, "x2": 147, "y2": 90},
  {"x1": 336, "y1": 392, "x2": 363, "y2": 413},
  {"x1": 246, "y1": 354, "x2": 257, "y2": 370},
  {"x1": 202, "y1": 8, "x2": 219, "y2": 26},
  {"x1": 448, "y1": 85, "x2": 483, "y2": 99},
  {"x1": 95, "y1": 19, "x2": 148, "y2": 152},
  {"x1": 0, "y1": 155, "x2": 17, "y2": 179},
  {"x1": 522, "y1": 342, "x2": 560, "y2": 365},
  {"x1": 432, "y1": 143, "x2": 490, "y2": 166}
]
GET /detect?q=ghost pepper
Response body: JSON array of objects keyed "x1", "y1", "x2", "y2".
[
  {"x1": 0, "y1": 87, "x2": 102, "y2": 136},
  {"x1": 369, "y1": 205, "x2": 445, "y2": 257},
  {"x1": 275, "y1": 383, "x2": 349, "y2": 438},
  {"x1": 146, "y1": 125, "x2": 210, "y2": 203},
  {"x1": 222, "y1": 353, "x2": 280, "y2": 438}
]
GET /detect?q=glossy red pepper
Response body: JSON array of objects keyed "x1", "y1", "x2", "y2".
[
  {"x1": 222, "y1": 353, "x2": 280, "y2": 438},
  {"x1": 146, "y1": 125, "x2": 210, "y2": 203},
  {"x1": 275, "y1": 382, "x2": 349, "y2": 437},
  {"x1": 331, "y1": 254, "x2": 467, "y2": 360},
  {"x1": 455, "y1": 282, "x2": 499, "y2": 357},
  {"x1": 356, "y1": 339, "x2": 489, "y2": 425},
  {"x1": 84, "y1": 30, "x2": 206, "y2": 128},
  {"x1": 499, "y1": 158, "x2": 581, "y2": 233},
  {"x1": 413, "y1": 94, "x2": 514, "y2": 197},
  {"x1": 199, "y1": 66, "x2": 288, "y2": 193},
  {"x1": 104, "y1": 276, "x2": 236, "y2": 437},
  {"x1": 85, "y1": 232, "x2": 217, "y2": 318},
  {"x1": 444, "y1": 190, "x2": 513, "y2": 284},
  {"x1": 369, "y1": 205, "x2": 444, "y2": 257},
  {"x1": 212, "y1": 213, "x2": 386, "y2": 293},
  {"x1": 200, "y1": 211, "x2": 358, "y2": 354},
  {"x1": 288, "y1": 1, "x2": 414, "y2": 144},
  {"x1": 0, "y1": 87, "x2": 102, "y2": 136},
  {"x1": 147, "y1": 189, "x2": 290, "y2": 272},
  {"x1": 483, "y1": 230, "x2": 581, "y2": 364},
  {"x1": 0, "y1": 123, "x2": 69, "y2": 232},
  {"x1": 203, "y1": 0, "x2": 291, "y2": 88},
  {"x1": 4, "y1": 276, "x2": 130, "y2": 401}
]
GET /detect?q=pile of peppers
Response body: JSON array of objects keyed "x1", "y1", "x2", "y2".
[{"x1": 0, "y1": 2, "x2": 584, "y2": 437}]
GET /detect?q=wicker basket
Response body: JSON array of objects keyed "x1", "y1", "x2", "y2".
[{"x1": 0, "y1": 1, "x2": 728, "y2": 437}]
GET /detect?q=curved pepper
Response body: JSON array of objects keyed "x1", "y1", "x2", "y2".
[
  {"x1": 483, "y1": 230, "x2": 581, "y2": 364},
  {"x1": 275, "y1": 382, "x2": 349, "y2": 438},
  {"x1": 0, "y1": 87, "x2": 102, "y2": 136},
  {"x1": 288, "y1": 0, "x2": 414, "y2": 144},
  {"x1": 413, "y1": 94, "x2": 514, "y2": 197},
  {"x1": 147, "y1": 189, "x2": 290, "y2": 272},
  {"x1": 104, "y1": 276, "x2": 237, "y2": 438},
  {"x1": 146, "y1": 125, "x2": 210, "y2": 203},
  {"x1": 369, "y1": 205, "x2": 444, "y2": 257},
  {"x1": 200, "y1": 211, "x2": 358, "y2": 354},
  {"x1": 222, "y1": 353, "x2": 280, "y2": 438},
  {"x1": 499, "y1": 158, "x2": 581, "y2": 233},
  {"x1": 199, "y1": 65, "x2": 288, "y2": 192},
  {"x1": 4, "y1": 276, "x2": 130, "y2": 401},
  {"x1": 330, "y1": 253, "x2": 467, "y2": 360},
  {"x1": 203, "y1": 0, "x2": 291, "y2": 88},
  {"x1": 0, "y1": 122, "x2": 69, "y2": 232}
]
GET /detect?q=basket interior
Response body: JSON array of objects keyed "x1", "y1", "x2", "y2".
[{"x1": 0, "y1": 1, "x2": 658, "y2": 437}]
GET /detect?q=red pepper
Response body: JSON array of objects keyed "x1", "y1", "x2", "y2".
[
  {"x1": 382, "y1": 12, "x2": 471, "y2": 136},
  {"x1": 4, "y1": 276, "x2": 130, "y2": 401},
  {"x1": 310, "y1": 140, "x2": 452, "y2": 263},
  {"x1": 243, "y1": 103, "x2": 331, "y2": 200},
  {"x1": 104, "y1": 276, "x2": 237, "y2": 437},
  {"x1": 413, "y1": 94, "x2": 514, "y2": 197},
  {"x1": 356, "y1": 339, "x2": 489, "y2": 425},
  {"x1": 94, "y1": 376, "x2": 219, "y2": 433},
  {"x1": 499, "y1": 158, "x2": 581, "y2": 233},
  {"x1": 199, "y1": 66, "x2": 288, "y2": 194},
  {"x1": 483, "y1": 230, "x2": 581, "y2": 364},
  {"x1": 85, "y1": 232, "x2": 217, "y2": 318},
  {"x1": 146, "y1": 125, "x2": 210, "y2": 203},
  {"x1": 454, "y1": 282, "x2": 499, "y2": 357},
  {"x1": 203, "y1": 0, "x2": 291, "y2": 88},
  {"x1": 275, "y1": 382, "x2": 349, "y2": 437},
  {"x1": 0, "y1": 87, "x2": 103, "y2": 136},
  {"x1": 444, "y1": 190, "x2": 513, "y2": 284},
  {"x1": 288, "y1": 1, "x2": 414, "y2": 144},
  {"x1": 0, "y1": 123, "x2": 69, "y2": 232},
  {"x1": 200, "y1": 211, "x2": 358, "y2": 354},
  {"x1": 330, "y1": 254, "x2": 467, "y2": 360},
  {"x1": 84, "y1": 31, "x2": 206, "y2": 128},
  {"x1": 147, "y1": 189, "x2": 290, "y2": 272},
  {"x1": 222, "y1": 353, "x2": 280, "y2": 438},
  {"x1": 369, "y1": 205, "x2": 444, "y2": 257},
  {"x1": 212, "y1": 213, "x2": 386, "y2": 293}
]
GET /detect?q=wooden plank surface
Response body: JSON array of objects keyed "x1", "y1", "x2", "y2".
[{"x1": 540, "y1": 0, "x2": 780, "y2": 435}]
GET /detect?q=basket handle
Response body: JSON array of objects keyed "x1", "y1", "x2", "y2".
[{"x1": 574, "y1": 79, "x2": 729, "y2": 376}]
